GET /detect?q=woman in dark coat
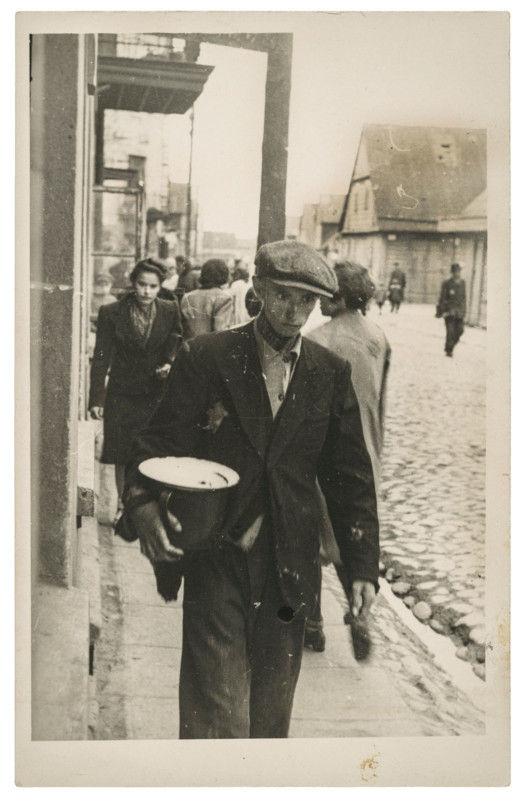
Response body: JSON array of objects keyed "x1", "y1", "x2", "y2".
[{"x1": 89, "y1": 258, "x2": 183, "y2": 522}]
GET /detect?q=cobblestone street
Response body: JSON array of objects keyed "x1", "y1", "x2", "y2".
[{"x1": 349, "y1": 303, "x2": 486, "y2": 678}]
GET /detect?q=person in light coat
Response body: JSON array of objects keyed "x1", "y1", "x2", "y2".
[
  {"x1": 305, "y1": 260, "x2": 390, "y2": 651},
  {"x1": 180, "y1": 258, "x2": 234, "y2": 339}
]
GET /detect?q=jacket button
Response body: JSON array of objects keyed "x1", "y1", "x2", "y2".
[{"x1": 278, "y1": 392, "x2": 285, "y2": 402}]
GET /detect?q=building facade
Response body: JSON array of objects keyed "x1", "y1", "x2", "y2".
[
  {"x1": 26, "y1": 30, "x2": 294, "y2": 741},
  {"x1": 337, "y1": 124, "x2": 487, "y2": 326},
  {"x1": 297, "y1": 194, "x2": 346, "y2": 251}
]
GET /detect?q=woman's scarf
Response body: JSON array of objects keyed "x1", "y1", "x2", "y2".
[{"x1": 128, "y1": 294, "x2": 157, "y2": 345}]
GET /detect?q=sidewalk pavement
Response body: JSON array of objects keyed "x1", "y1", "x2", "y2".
[{"x1": 99, "y1": 517, "x2": 428, "y2": 740}]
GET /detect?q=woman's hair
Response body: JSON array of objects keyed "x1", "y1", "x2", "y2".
[
  {"x1": 130, "y1": 258, "x2": 167, "y2": 285},
  {"x1": 333, "y1": 261, "x2": 375, "y2": 311},
  {"x1": 199, "y1": 259, "x2": 230, "y2": 289}
]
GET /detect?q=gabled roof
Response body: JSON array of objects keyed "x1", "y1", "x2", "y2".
[
  {"x1": 342, "y1": 124, "x2": 486, "y2": 230},
  {"x1": 438, "y1": 189, "x2": 487, "y2": 233},
  {"x1": 460, "y1": 188, "x2": 487, "y2": 219},
  {"x1": 318, "y1": 194, "x2": 346, "y2": 224}
]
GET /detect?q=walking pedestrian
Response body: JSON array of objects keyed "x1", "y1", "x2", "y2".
[
  {"x1": 157, "y1": 258, "x2": 179, "y2": 301},
  {"x1": 89, "y1": 257, "x2": 183, "y2": 525},
  {"x1": 229, "y1": 265, "x2": 252, "y2": 325},
  {"x1": 175, "y1": 255, "x2": 200, "y2": 295},
  {"x1": 305, "y1": 261, "x2": 390, "y2": 651},
  {"x1": 180, "y1": 258, "x2": 234, "y2": 339},
  {"x1": 388, "y1": 263, "x2": 406, "y2": 312},
  {"x1": 374, "y1": 282, "x2": 387, "y2": 314},
  {"x1": 436, "y1": 263, "x2": 467, "y2": 357},
  {"x1": 118, "y1": 240, "x2": 379, "y2": 739}
]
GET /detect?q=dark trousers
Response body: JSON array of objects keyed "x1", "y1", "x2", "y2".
[
  {"x1": 179, "y1": 523, "x2": 306, "y2": 739},
  {"x1": 444, "y1": 315, "x2": 464, "y2": 354},
  {"x1": 309, "y1": 560, "x2": 352, "y2": 626}
]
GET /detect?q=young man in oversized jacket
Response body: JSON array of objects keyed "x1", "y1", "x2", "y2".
[{"x1": 121, "y1": 240, "x2": 380, "y2": 739}]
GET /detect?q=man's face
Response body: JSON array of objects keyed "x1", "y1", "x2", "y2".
[{"x1": 253, "y1": 277, "x2": 319, "y2": 337}]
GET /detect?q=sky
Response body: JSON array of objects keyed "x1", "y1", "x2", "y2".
[{"x1": 162, "y1": 12, "x2": 508, "y2": 241}]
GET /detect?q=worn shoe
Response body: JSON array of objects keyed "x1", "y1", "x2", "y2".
[{"x1": 304, "y1": 626, "x2": 326, "y2": 652}]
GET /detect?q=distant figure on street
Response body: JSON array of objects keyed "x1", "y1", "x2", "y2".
[
  {"x1": 388, "y1": 263, "x2": 406, "y2": 312},
  {"x1": 89, "y1": 258, "x2": 183, "y2": 525},
  {"x1": 176, "y1": 255, "x2": 200, "y2": 295},
  {"x1": 436, "y1": 263, "x2": 467, "y2": 357},
  {"x1": 157, "y1": 259, "x2": 180, "y2": 302},
  {"x1": 374, "y1": 282, "x2": 387, "y2": 314},
  {"x1": 306, "y1": 261, "x2": 391, "y2": 652},
  {"x1": 157, "y1": 258, "x2": 179, "y2": 301},
  {"x1": 229, "y1": 265, "x2": 252, "y2": 325},
  {"x1": 180, "y1": 258, "x2": 234, "y2": 339}
]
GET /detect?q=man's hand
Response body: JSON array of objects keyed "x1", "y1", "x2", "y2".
[
  {"x1": 350, "y1": 580, "x2": 376, "y2": 621},
  {"x1": 130, "y1": 500, "x2": 184, "y2": 564},
  {"x1": 89, "y1": 406, "x2": 104, "y2": 420}
]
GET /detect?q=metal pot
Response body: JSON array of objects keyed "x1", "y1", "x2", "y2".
[{"x1": 138, "y1": 457, "x2": 240, "y2": 551}]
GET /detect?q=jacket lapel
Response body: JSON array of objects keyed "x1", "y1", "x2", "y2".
[
  {"x1": 113, "y1": 293, "x2": 147, "y2": 350},
  {"x1": 213, "y1": 323, "x2": 273, "y2": 460},
  {"x1": 267, "y1": 340, "x2": 326, "y2": 467},
  {"x1": 112, "y1": 295, "x2": 136, "y2": 347},
  {"x1": 145, "y1": 299, "x2": 168, "y2": 352}
]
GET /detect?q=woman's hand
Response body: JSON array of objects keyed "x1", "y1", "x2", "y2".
[
  {"x1": 89, "y1": 406, "x2": 104, "y2": 420},
  {"x1": 155, "y1": 363, "x2": 172, "y2": 380},
  {"x1": 130, "y1": 500, "x2": 184, "y2": 564}
]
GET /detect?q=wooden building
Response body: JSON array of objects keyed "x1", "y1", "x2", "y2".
[
  {"x1": 298, "y1": 194, "x2": 346, "y2": 251},
  {"x1": 337, "y1": 124, "x2": 487, "y2": 326}
]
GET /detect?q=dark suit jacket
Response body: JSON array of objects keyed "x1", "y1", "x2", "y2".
[
  {"x1": 437, "y1": 277, "x2": 466, "y2": 318},
  {"x1": 88, "y1": 293, "x2": 183, "y2": 407},
  {"x1": 125, "y1": 321, "x2": 379, "y2": 613}
]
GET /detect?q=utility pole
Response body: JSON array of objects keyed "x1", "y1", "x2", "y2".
[
  {"x1": 185, "y1": 105, "x2": 195, "y2": 257},
  {"x1": 184, "y1": 34, "x2": 293, "y2": 251}
]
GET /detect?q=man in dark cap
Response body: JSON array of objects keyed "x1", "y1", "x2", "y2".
[
  {"x1": 119, "y1": 240, "x2": 379, "y2": 739},
  {"x1": 436, "y1": 263, "x2": 467, "y2": 356}
]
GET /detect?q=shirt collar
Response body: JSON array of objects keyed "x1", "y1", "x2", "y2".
[{"x1": 254, "y1": 314, "x2": 302, "y2": 362}]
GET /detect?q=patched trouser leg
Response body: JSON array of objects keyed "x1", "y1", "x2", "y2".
[{"x1": 248, "y1": 545, "x2": 306, "y2": 738}]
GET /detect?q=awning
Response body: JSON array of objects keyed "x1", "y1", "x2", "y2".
[{"x1": 97, "y1": 55, "x2": 214, "y2": 115}]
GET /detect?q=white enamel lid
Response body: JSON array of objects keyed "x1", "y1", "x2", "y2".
[{"x1": 139, "y1": 456, "x2": 239, "y2": 491}]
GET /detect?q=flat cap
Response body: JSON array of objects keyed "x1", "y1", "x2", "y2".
[{"x1": 254, "y1": 240, "x2": 337, "y2": 298}]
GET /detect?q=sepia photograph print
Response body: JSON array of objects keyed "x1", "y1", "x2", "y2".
[{"x1": 16, "y1": 9, "x2": 510, "y2": 787}]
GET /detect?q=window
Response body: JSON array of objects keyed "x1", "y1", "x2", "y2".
[{"x1": 432, "y1": 135, "x2": 457, "y2": 167}]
